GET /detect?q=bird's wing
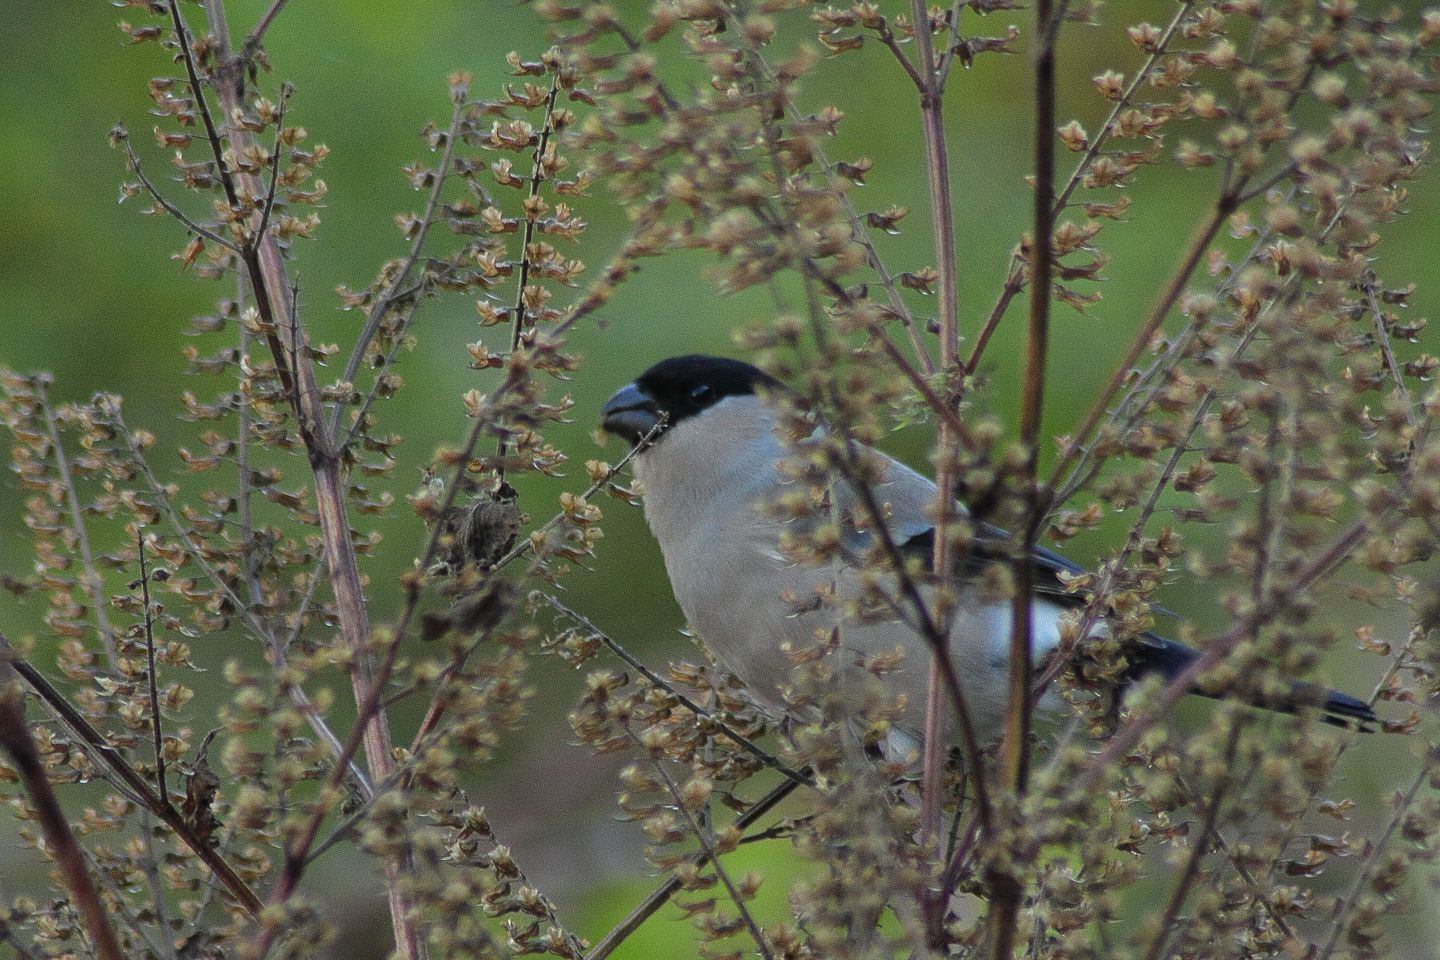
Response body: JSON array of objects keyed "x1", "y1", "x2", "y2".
[
  {"x1": 895, "y1": 521, "x2": 1086, "y2": 607},
  {"x1": 827, "y1": 447, "x2": 1376, "y2": 729},
  {"x1": 825, "y1": 447, "x2": 1084, "y2": 602}
]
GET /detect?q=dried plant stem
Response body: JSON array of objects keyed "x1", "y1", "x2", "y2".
[
  {"x1": 585, "y1": 775, "x2": 802, "y2": 960},
  {"x1": 0, "y1": 667, "x2": 125, "y2": 960},
  {"x1": 540, "y1": 595, "x2": 813, "y2": 789},
  {"x1": 1001, "y1": 0, "x2": 1058, "y2": 795},
  {"x1": 1367, "y1": 285, "x2": 1416, "y2": 424},
  {"x1": 1139, "y1": 720, "x2": 1244, "y2": 960},
  {"x1": 164, "y1": 1, "x2": 294, "y2": 404},
  {"x1": 628, "y1": 728, "x2": 776, "y2": 960},
  {"x1": 989, "y1": 3, "x2": 1058, "y2": 953},
  {"x1": 0, "y1": 632, "x2": 264, "y2": 916},
  {"x1": 34, "y1": 378, "x2": 118, "y2": 665},
  {"x1": 1314, "y1": 749, "x2": 1439, "y2": 960},
  {"x1": 169, "y1": 2, "x2": 419, "y2": 954},
  {"x1": 138, "y1": 533, "x2": 168, "y2": 806},
  {"x1": 907, "y1": 0, "x2": 962, "y2": 876},
  {"x1": 1047, "y1": 197, "x2": 1233, "y2": 490}
]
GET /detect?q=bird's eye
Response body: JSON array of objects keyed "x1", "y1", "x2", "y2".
[{"x1": 689, "y1": 383, "x2": 713, "y2": 403}]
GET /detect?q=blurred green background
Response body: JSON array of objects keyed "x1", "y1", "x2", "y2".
[{"x1": 1, "y1": 2, "x2": 1437, "y2": 957}]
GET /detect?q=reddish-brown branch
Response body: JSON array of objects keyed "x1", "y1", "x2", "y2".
[
  {"x1": 907, "y1": 0, "x2": 962, "y2": 869},
  {"x1": 164, "y1": 2, "x2": 420, "y2": 955},
  {"x1": 988, "y1": 1, "x2": 1058, "y2": 953},
  {"x1": 0, "y1": 634, "x2": 263, "y2": 916},
  {"x1": 0, "y1": 670, "x2": 126, "y2": 960}
]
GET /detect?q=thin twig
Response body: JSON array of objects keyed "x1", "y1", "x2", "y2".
[
  {"x1": 246, "y1": 84, "x2": 290, "y2": 257},
  {"x1": 494, "y1": 74, "x2": 562, "y2": 484},
  {"x1": 1366, "y1": 284, "x2": 1416, "y2": 426},
  {"x1": 964, "y1": 255, "x2": 1024, "y2": 375},
  {"x1": 138, "y1": 532, "x2": 168, "y2": 808},
  {"x1": 542, "y1": 595, "x2": 813, "y2": 789},
  {"x1": 34, "y1": 378, "x2": 118, "y2": 665},
  {"x1": 1138, "y1": 719, "x2": 1245, "y2": 960},
  {"x1": 1233, "y1": 160, "x2": 1301, "y2": 206},
  {"x1": 334, "y1": 91, "x2": 468, "y2": 424},
  {"x1": 1052, "y1": 0, "x2": 1197, "y2": 215},
  {"x1": 1313, "y1": 749, "x2": 1438, "y2": 960},
  {"x1": 877, "y1": 19, "x2": 927, "y2": 93},
  {"x1": 138, "y1": 811, "x2": 181, "y2": 960},
  {"x1": 730, "y1": 22, "x2": 993, "y2": 829},
  {"x1": 585, "y1": 775, "x2": 803, "y2": 960},
  {"x1": 165, "y1": 2, "x2": 239, "y2": 213},
  {"x1": 1069, "y1": 519, "x2": 1371, "y2": 796},
  {"x1": 241, "y1": 0, "x2": 291, "y2": 56},
  {"x1": 1045, "y1": 197, "x2": 1234, "y2": 491},
  {"x1": 491, "y1": 419, "x2": 663, "y2": 572},
  {"x1": 1031, "y1": 390, "x2": 1213, "y2": 696},
  {"x1": 966, "y1": 0, "x2": 1197, "y2": 379},
  {"x1": 936, "y1": 0, "x2": 969, "y2": 82},
  {"x1": 230, "y1": 273, "x2": 372, "y2": 795},
  {"x1": 120, "y1": 141, "x2": 241, "y2": 252},
  {"x1": 627, "y1": 726, "x2": 777, "y2": 960},
  {"x1": 777, "y1": 93, "x2": 931, "y2": 371}
]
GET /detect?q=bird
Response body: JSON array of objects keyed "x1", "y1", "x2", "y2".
[{"x1": 599, "y1": 354, "x2": 1376, "y2": 747}]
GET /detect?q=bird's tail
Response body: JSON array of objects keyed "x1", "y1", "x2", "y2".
[{"x1": 1126, "y1": 635, "x2": 1377, "y2": 730}]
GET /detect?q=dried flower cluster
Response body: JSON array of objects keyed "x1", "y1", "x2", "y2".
[{"x1": 2, "y1": 1, "x2": 1439, "y2": 959}]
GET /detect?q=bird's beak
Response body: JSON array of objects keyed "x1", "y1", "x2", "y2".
[{"x1": 600, "y1": 382, "x2": 664, "y2": 446}]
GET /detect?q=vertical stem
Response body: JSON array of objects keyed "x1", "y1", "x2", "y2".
[
  {"x1": 494, "y1": 75, "x2": 560, "y2": 485},
  {"x1": 138, "y1": 532, "x2": 168, "y2": 808},
  {"x1": 908, "y1": 0, "x2": 970, "y2": 947},
  {"x1": 36, "y1": 379, "x2": 118, "y2": 665},
  {"x1": 1002, "y1": 0, "x2": 1056, "y2": 810},
  {"x1": 991, "y1": 0, "x2": 1056, "y2": 954},
  {"x1": 909, "y1": 0, "x2": 960, "y2": 850},
  {"x1": 175, "y1": 3, "x2": 420, "y2": 956}
]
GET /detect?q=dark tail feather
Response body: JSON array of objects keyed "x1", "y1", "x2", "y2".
[{"x1": 1126, "y1": 635, "x2": 1377, "y2": 731}]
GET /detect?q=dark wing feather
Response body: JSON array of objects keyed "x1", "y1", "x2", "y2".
[
  {"x1": 895, "y1": 521, "x2": 1376, "y2": 730},
  {"x1": 897, "y1": 521, "x2": 1085, "y2": 605}
]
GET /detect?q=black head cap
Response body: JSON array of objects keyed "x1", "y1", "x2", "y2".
[{"x1": 600, "y1": 355, "x2": 779, "y2": 446}]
